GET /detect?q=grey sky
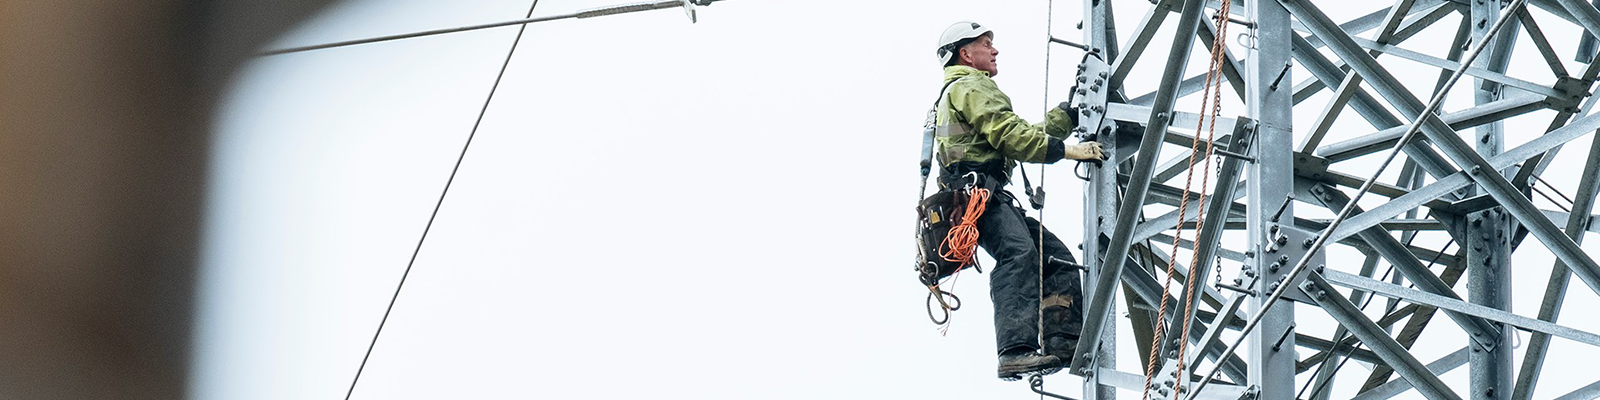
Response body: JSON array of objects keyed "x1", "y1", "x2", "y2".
[{"x1": 193, "y1": 0, "x2": 1600, "y2": 399}]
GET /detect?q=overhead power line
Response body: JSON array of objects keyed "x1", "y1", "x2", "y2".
[
  {"x1": 261, "y1": 0, "x2": 721, "y2": 56},
  {"x1": 342, "y1": 1, "x2": 541, "y2": 399}
]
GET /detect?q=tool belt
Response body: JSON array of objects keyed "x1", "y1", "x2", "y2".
[
  {"x1": 915, "y1": 168, "x2": 1006, "y2": 287},
  {"x1": 916, "y1": 189, "x2": 968, "y2": 286}
]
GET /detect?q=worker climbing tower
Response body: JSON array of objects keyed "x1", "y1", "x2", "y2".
[{"x1": 1065, "y1": 0, "x2": 1600, "y2": 399}]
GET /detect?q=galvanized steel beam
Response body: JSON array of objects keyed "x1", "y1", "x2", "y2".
[{"x1": 1072, "y1": 0, "x2": 1208, "y2": 373}]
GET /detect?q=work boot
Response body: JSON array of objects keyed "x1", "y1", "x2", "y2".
[
  {"x1": 997, "y1": 349, "x2": 1062, "y2": 381},
  {"x1": 1043, "y1": 335, "x2": 1079, "y2": 361}
]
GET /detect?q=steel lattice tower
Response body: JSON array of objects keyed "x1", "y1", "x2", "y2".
[{"x1": 1064, "y1": 0, "x2": 1600, "y2": 399}]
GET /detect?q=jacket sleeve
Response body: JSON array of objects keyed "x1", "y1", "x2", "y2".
[
  {"x1": 950, "y1": 78, "x2": 1074, "y2": 163},
  {"x1": 1043, "y1": 107, "x2": 1074, "y2": 139}
]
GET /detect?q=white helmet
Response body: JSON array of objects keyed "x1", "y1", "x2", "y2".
[{"x1": 936, "y1": 21, "x2": 993, "y2": 66}]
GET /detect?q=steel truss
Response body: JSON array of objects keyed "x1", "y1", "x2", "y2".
[{"x1": 1066, "y1": 0, "x2": 1600, "y2": 399}]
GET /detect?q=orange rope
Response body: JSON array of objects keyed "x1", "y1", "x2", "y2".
[
  {"x1": 1143, "y1": 3, "x2": 1232, "y2": 399},
  {"x1": 940, "y1": 187, "x2": 990, "y2": 266},
  {"x1": 930, "y1": 187, "x2": 987, "y2": 335},
  {"x1": 1172, "y1": 4, "x2": 1232, "y2": 393}
]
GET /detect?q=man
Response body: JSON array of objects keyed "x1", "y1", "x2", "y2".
[{"x1": 931, "y1": 21, "x2": 1104, "y2": 380}]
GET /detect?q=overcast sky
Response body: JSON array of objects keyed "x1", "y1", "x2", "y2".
[{"x1": 191, "y1": 0, "x2": 1600, "y2": 399}]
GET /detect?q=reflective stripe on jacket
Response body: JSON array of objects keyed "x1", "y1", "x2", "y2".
[{"x1": 935, "y1": 65, "x2": 1074, "y2": 170}]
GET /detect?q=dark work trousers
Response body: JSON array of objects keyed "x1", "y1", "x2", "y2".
[{"x1": 978, "y1": 192, "x2": 1086, "y2": 356}]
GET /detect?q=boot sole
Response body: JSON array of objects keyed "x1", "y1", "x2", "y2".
[{"x1": 998, "y1": 363, "x2": 1064, "y2": 381}]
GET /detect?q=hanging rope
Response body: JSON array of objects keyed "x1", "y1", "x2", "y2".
[
  {"x1": 941, "y1": 187, "x2": 991, "y2": 265},
  {"x1": 1037, "y1": 0, "x2": 1055, "y2": 370},
  {"x1": 1143, "y1": 2, "x2": 1232, "y2": 398},
  {"x1": 342, "y1": 2, "x2": 541, "y2": 399},
  {"x1": 923, "y1": 184, "x2": 988, "y2": 334}
]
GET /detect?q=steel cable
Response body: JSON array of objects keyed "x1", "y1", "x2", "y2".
[{"x1": 343, "y1": 2, "x2": 540, "y2": 399}]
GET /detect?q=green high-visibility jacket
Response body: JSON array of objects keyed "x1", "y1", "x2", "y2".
[{"x1": 936, "y1": 65, "x2": 1074, "y2": 171}]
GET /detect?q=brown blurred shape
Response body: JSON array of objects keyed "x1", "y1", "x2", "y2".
[{"x1": 0, "y1": 1, "x2": 334, "y2": 398}]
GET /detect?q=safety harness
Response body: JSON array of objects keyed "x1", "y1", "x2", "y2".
[{"x1": 915, "y1": 76, "x2": 986, "y2": 328}]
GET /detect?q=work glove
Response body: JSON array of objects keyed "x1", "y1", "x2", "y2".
[{"x1": 1063, "y1": 141, "x2": 1106, "y2": 161}]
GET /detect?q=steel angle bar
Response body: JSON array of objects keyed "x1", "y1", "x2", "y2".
[
  {"x1": 1298, "y1": 0, "x2": 1433, "y2": 156},
  {"x1": 1302, "y1": 182, "x2": 1497, "y2": 340},
  {"x1": 1081, "y1": 0, "x2": 1121, "y2": 397},
  {"x1": 1429, "y1": 18, "x2": 1475, "y2": 120},
  {"x1": 1185, "y1": 291, "x2": 1245, "y2": 375},
  {"x1": 1361, "y1": 255, "x2": 1469, "y2": 391},
  {"x1": 1513, "y1": 129, "x2": 1600, "y2": 400},
  {"x1": 1107, "y1": 103, "x2": 1238, "y2": 138},
  {"x1": 1322, "y1": 270, "x2": 1600, "y2": 346},
  {"x1": 1289, "y1": 34, "x2": 1460, "y2": 180},
  {"x1": 1293, "y1": 76, "x2": 1329, "y2": 104},
  {"x1": 1136, "y1": 244, "x2": 1249, "y2": 324},
  {"x1": 1376, "y1": 0, "x2": 1422, "y2": 41},
  {"x1": 1407, "y1": 244, "x2": 1463, "y2": 270},
  {"x1": 1134, "y1": 182, "x2": 1247, "y2": 243},
  {"x1": 1165, "y1": 143, "x2": 1249, "y2": 353},
  {"x1": 1350, "y1": 347, "x2": 1470, "y2": 400},
  {"x1": 1297, "y1": 163, "x2": 1438, "y2": 203},
  {"x1": 1073, "y1": 0, "x2": 1207, "y2": 369},
  {"x1": 1391, "y1": 1, "x2": 1461, "y2": 41},
  {"x1": 1137, "y1": 0, "x2": 1447, "y2": 105},
  {"x1": 1512, "y1": 63, "x2": 1600, "y2": 189},
  {"x1": 1122, "y1": 246, "x2": 1253, "y2": 382},
  {"x1": 1539, "y1": 209, "x2": 1600, "y2": 234},
  {"x1": 1481, "y1": 0, "x2": 1592, "y2": 32},
  {"x1": 1093, "y1": 368, "x2": 1249, "y2": 400},
  {"x1": 1300, "y1": 273, "x2": 1464, "y2": 400},
  {"x1": 1125, "y1": 1, "x2": 1252, "y2": 103},
  {"x1": 1148, "y1": 233, "x2": 1249, "y2": 263},
  {"x1": 1296, "y1": 333, "x2": 1385, "y2": 366},
  {"x1": 1110, "y1": 0, "x2": 1178, "y2": 90},
  {"x1": 1300, "y1": 73, "x2": 1360, "y2": 153},
  {"x1": 1143, "y1": 180, "x2": 1248, "y2": 217},
  {"x1": 1195, "y1": 14, "x2": 1246, "y2": 101},
  {"x1": 1303, "y1": 252, "x2": 1381, "y2": 398},
  {"x1": 1287, "y1": 0, "x2": 1600, "y2": 303},
  {"x1": 1118, "y1": 254, "x2": 1180, "y2": 328},
  {"x1": 1128, "y1": 74, "x2": 1211, "y2": 106},
  {"x1": 1323, "y1": 77, "x2": 1600, "y2": 243},
  {"x1": 1516, "y1": 8, "x2": 1571, "y2": 79},
  {"x1": 1554, "y1": 379, "x2": 1600, "y2": 400},
  {"x1": 1557, "y1": 0, "x2": 1600, "y2": 39},
  {"x1": 1307, "y1": 218, "x2": 1447, "y2": 232},
  {"x1": 1318, "y1": 94, "x2": 1547, "y2": 161},
  {"x1": 1156, "y1": 149, "x2": 1202, "y2": 182},
  {"x1": 1343, "y1": 36, "x2": 1563, "y2": 98},
  {"x1": 1291, "y1": 0, "x2": 1451, "y2": 50}
]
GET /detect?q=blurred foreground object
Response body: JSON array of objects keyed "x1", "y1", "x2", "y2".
[{"x1": 0, "y1": 1, "x2": 331, "y2": 398}]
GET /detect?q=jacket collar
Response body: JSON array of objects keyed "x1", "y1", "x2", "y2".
[{"x1": 943, "y1": 65, "x2": 989, "y2": 83}]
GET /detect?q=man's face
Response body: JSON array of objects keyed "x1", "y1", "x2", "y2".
[{"x1": 960, "y1": 34, "x2": 999, "y2": 77}]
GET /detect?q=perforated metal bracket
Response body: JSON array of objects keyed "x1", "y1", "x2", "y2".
[
  {"x1": 1262, "y1": 222, "x2": 1324, "y2": 304},
  {"x1": 1066, "y1": 50, "x2": 1112, "y2": 142}
]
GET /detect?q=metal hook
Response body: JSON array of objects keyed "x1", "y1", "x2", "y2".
[
  {"x1": 1028, "y1": 374, "x2": 1079, "y2": 400},
  {"x1": 1236, "y1": 31, "x2": 1257, "y2": 49}
]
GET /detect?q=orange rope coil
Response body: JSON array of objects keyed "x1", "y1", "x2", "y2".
[{"x1": 940, "y1": 187, "x2": 990, "y2": 267}]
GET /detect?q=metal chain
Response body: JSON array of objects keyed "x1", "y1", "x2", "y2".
[{"x1": 1172, "y1": 2, "x2": 1233, "y2": 396}]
